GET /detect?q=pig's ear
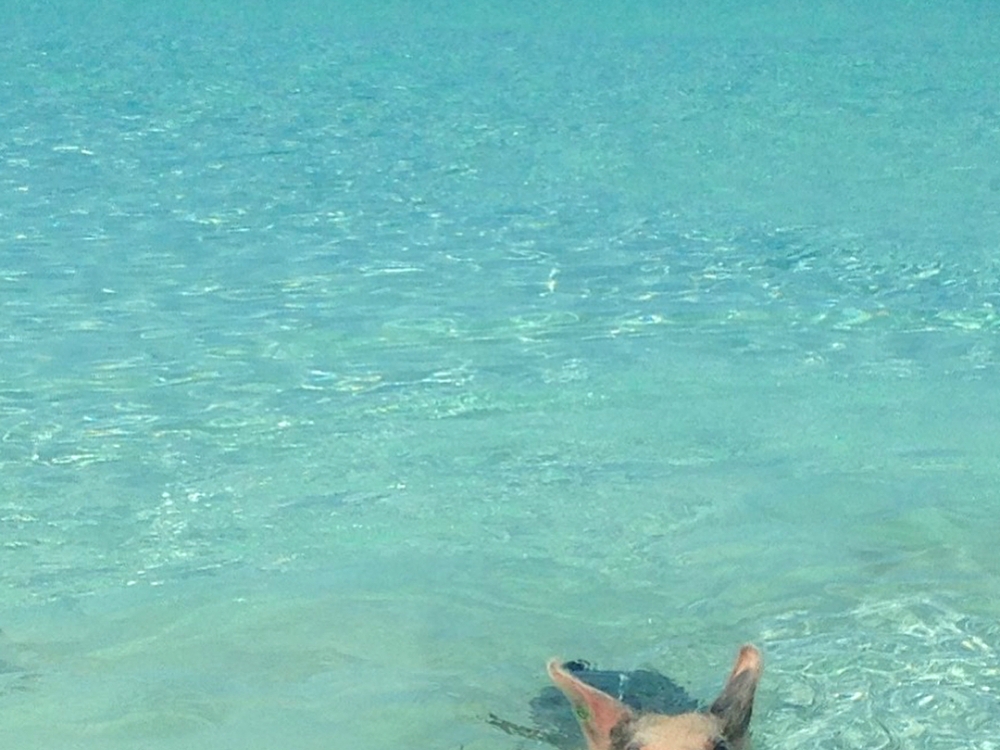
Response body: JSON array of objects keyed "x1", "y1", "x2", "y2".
[
  {"x1": 548, "y1": 659, "x2": 635, "y2": 750},
  {"x1": 709, "y1": 645, "x2": 763, "y2": 741}
]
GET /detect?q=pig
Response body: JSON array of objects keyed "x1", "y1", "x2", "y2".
[{"x1": 547, "y1": 645, "x2": 762, "y2": 750}]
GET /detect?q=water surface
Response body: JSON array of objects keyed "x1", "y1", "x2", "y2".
[{"x1": 2, "y1": 2, "x2": 999, "y2": 748}]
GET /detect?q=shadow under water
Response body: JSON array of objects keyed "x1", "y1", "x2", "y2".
[{"x1": 487, "y1": 659, "x2": 699, "y2": 749}]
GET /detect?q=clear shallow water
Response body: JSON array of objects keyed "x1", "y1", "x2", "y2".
[{"x1": 2, "y1": 2, "x2": 1000, "y2": 748}]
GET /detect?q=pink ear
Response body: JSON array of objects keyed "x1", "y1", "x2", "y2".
[
  {"x1": 548, "y1": 659, "x2": 634, "y2": 750},
  {"x1": 709, "y1": 645, "x2": 763, "y2": 741}
]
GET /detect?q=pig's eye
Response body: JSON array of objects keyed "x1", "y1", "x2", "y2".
[{"x1": 712, "y1": 740, "x2": 730, "y2": 750}]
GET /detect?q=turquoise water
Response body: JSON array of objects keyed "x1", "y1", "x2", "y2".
[{"x1": 2, "y1": 2, "x2": 1000, "y2": 748}]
